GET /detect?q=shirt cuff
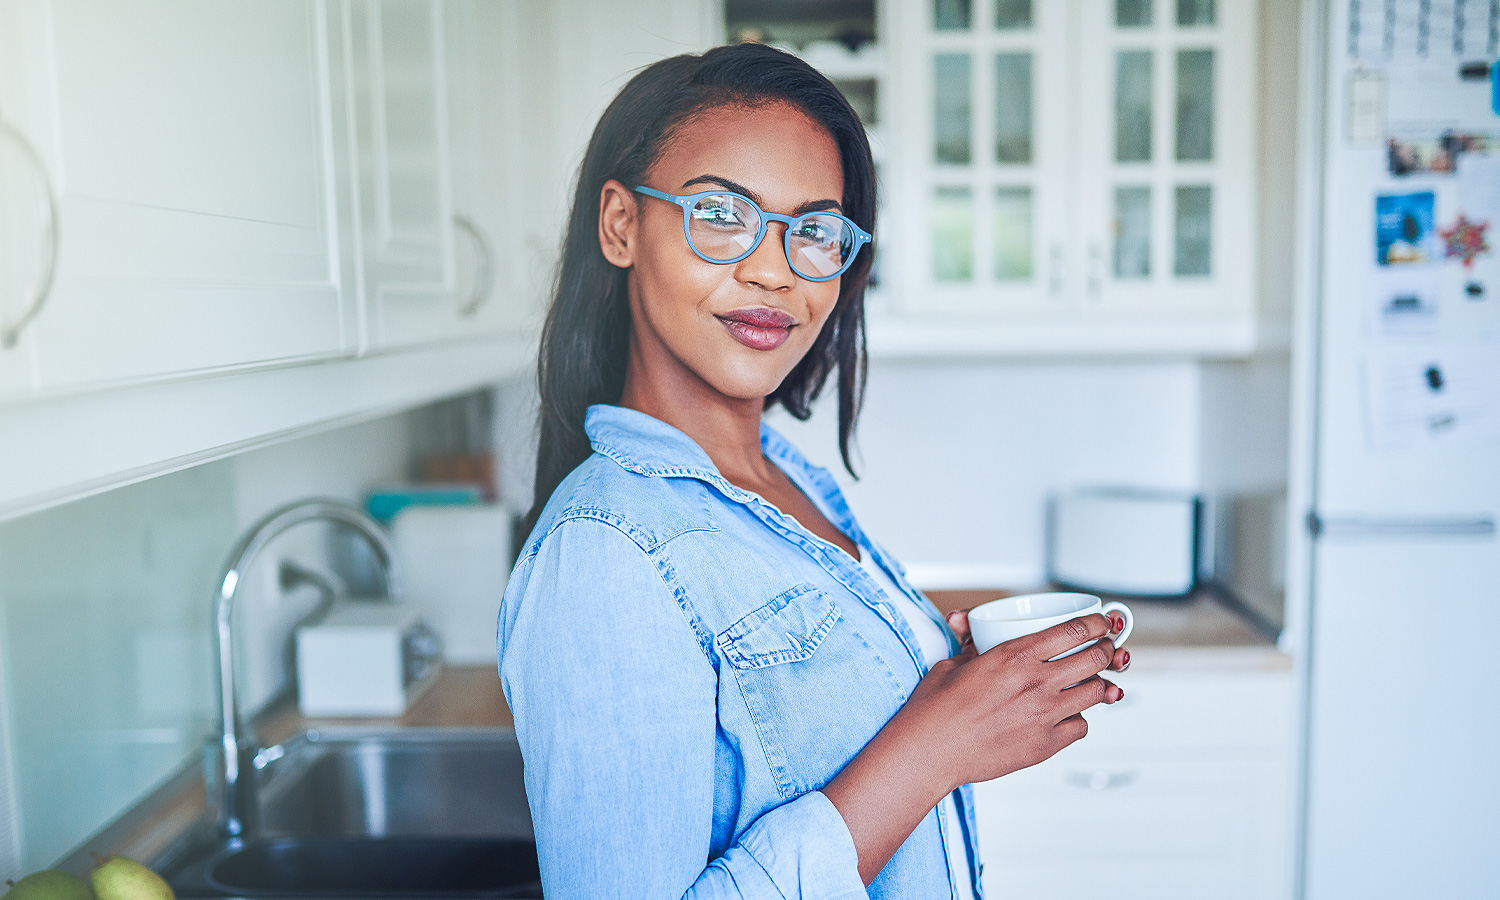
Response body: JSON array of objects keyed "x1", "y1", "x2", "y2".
[{"x1": 738, "y1": 790, "x2": 866, "y2": 900}]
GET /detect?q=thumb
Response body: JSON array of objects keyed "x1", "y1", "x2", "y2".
[{"x1": 944, "y1": 608, "x2": 972, "y2": 644}]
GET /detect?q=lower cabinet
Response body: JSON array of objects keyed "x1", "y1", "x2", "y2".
[{"x1": 972, "y1": 666, "x2": 1294, "y2": 900}]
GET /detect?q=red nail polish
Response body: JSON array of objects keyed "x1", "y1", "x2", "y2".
[
  {"x1": 1117, "y1": 687, "x2": 1125, "y2": 701},
  {"x1": 1122, "y1": 649, "x2": 1131, "y2": 667}
]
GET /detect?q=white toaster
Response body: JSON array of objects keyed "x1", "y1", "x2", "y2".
[
  {"x1": 295, "y1": 601, "x2": 442, "y2": 716},
  {"x1": 1048, "y1": 487, "x2": 1204, "y2": 598}
]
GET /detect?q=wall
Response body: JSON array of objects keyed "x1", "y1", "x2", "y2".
[
  {"x1": 0, "y1": 413, "x2": 412, "y2": 876},
  {"x1": 766, "y1": 359, "x2": 1204, "y2": 588}
]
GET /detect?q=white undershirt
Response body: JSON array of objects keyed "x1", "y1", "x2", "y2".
[
  {"x1": 800, "y1": 494, "x2": 976, "y2": 900},
  {"x1": 848, "y1": 547, "x2": 976, "y2": 900}
]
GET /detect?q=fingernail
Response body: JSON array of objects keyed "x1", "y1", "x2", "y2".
[
  {"x1": 1122, "y1": 649, "x2": 1131, "y2": 667},
  {"x1": 1117, "y1": 687, "x2": 1125, "y2": 701}
]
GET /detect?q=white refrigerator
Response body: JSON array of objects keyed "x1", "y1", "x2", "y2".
[{"x1": 1300, "y1": 2, "x2": 1500, "y2": 897}]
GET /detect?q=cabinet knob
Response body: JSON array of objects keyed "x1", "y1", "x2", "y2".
[{"x1": 0, "y1": 117, "x2": 59, "y2": 349}]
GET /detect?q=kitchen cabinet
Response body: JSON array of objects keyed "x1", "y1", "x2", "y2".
[
  {"x1": 0, "y1": 0, "x2": 356, "y2": 395},
  {"x1": 441, "y1": 0, "x2": 544, "y2": 339},
  {"x1": 333, "y1": 0, "x2": 462, "y2": 350},
  {"x1": 872, "y1": 0, "x2": 1260, "y2": 356},
  {"x1": 973, "y1": 665, "x2": 1294, "y2": 899}
]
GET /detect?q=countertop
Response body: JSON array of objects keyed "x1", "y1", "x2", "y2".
[{"x1": 924, "y1": 587, "x2": 1290, "y2": 671}]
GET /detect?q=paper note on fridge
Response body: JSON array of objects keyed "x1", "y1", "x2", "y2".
[{"x1": 1363, "y1": 343, "x2": 1500, "y2": 449}]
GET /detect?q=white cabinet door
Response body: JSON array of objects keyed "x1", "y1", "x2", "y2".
[
  {"x1": 877, "y1": 0, "x2": 1261, "y2": 356},
  {"x1": 442, "y1": 0, "x2": 541, "y2": 339},
  {"x1": 889, "y1": 0, "x2": 1072, "y2": 314},
  {"x1": 339, "y1": 0, "x2": 458, "y2": 350},
  {"x1": 0, "y1": 0, "x2": 355, "y2": 393},
  {"x1": 1074, "y1": 0, "x2": 1257, "y2": 320}
]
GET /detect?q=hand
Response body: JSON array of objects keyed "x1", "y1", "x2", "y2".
[{"x1": 915, "y1": 612, "x2": 1126, "y2": 789}]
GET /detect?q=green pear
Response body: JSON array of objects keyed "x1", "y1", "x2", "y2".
[
  {"x1": 2, "y1": 870, "x2": 94, "y2": 900},
  {"x1": 87, "y1": 856, "x2": 172, "y2": 900}
]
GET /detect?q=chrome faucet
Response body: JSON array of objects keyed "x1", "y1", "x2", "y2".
[{"x1": 211, "y1": 497, "x2": 399, "y2": 839}]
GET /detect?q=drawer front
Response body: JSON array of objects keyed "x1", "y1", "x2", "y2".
[
  {"x1": 974, "y1": 752, "x2": 1292, "y2": 900},
  {"x1": 1080, "y1": 669, "x2": 1294, "y2": 753}
]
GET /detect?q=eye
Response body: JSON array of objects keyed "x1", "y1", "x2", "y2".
[
  {"x1": 793, "y1": 216, "x2": 840, "y2": 247},
  {"x1": 692, "y1": 195, "x2": 749, "y2": 227}
]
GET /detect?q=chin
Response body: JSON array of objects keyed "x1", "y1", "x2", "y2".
[{"x1": 708, "y1": 353, "x2": 802, "y2": 402}]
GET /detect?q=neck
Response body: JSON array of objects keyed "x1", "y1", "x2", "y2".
[{"x1": 617, "y1": 345, "x2": 776, "y2": 487}]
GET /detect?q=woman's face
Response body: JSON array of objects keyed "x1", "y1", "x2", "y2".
[{"x1": 600, "y1": 101, "x2": 846, "y2": 405}]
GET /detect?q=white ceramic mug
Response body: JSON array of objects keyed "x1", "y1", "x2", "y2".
[{"x1": 967, "y1": 592, "x2": 1133, "y2": 659}]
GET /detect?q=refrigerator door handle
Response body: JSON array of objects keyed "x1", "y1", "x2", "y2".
[{"x1": 1307, "y1": 513, "x2": 1497, "y2": 538}]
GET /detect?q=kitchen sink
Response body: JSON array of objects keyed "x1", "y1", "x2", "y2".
[
  {"x1": 163, "y1": 729, "x2": 541, "y2": 898},
  {"x1": 256, "y1": 728, "x2": 534, "y2": 839}
]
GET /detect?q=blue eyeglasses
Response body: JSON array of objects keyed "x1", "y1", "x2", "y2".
[{"x1": 633, "y1": 185, "x2": 871, "y2": 283}]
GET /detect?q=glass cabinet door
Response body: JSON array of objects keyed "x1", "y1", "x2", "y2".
[
  {"x1": 1075, "y1": 0, "x2": 1256, "y2": 314},
  {"x1": 900, "y1": 0, "x2": 1071, "y2": 313}
]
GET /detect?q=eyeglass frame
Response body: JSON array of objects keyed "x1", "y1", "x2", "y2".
[{"x1": 632, "y1": 185, "x2": 872, "y2": 283}]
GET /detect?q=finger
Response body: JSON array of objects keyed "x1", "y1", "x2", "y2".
[
  {"x1": 1050, "y1": 636, "x2": 1116, "y2": 688},
  {"x1": 1057, "y1": 675, "x2": 1112, "y2": 719},
  {"x1": 944, "y1": 608, "x2": 972, "y2": 647},
  {"x1": 1054, "y1": 712, "x2": 1089, "y2": 745},
  {"x1": 1109, "y1": 645, "x2": 1131, "y2": 672},
  {"x1": 1024, "y1": 613, "x2": 1112, "y2": 662}
]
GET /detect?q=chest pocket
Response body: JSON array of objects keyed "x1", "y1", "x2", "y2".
[{"x1": 717, "y1": 583, "x2": 840, "y2": 669}]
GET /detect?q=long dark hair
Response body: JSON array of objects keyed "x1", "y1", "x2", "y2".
[{"x1": 527, "y1": 42, "x2": 876, "y2": 531}]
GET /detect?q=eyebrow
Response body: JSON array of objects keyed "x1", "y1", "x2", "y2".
[{"x1": 680, "y1": 174, "x2": 843, "y2": 216}]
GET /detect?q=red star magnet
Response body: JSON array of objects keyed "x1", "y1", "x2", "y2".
[{"x1": 1439, "y1": 214, "x2": 1490, "y2": 268}]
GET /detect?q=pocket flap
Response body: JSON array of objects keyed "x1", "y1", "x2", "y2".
[{"x1": 718, "y1": 584, "x2": 841, "y2": 669}]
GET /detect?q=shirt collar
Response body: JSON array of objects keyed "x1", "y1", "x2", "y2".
[{"x1": 584, "y1": 403, "x2": 816, "y2": 486}]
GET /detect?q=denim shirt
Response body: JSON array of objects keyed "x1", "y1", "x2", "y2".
[{"x1": 497, "y1": 404, "x2": 984, "y2": 899}]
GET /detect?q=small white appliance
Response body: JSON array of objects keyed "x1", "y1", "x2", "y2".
[
  {"x1": 295, "y1": 601, "x2": 442, "y2": 716},
  {"x1": 1047, "y1": 487, "x2": 1203, "y2": 598}
]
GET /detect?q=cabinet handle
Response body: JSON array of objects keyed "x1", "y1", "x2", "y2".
[
  {"x1": 1048, "y1": 241, "x2": 1064, "y2": 296},
  {"x1": 1065, "y1": 769, "x2": 1137, "y2": 791},
  {"x1": 0, "y1": 117, "x2": 59, "y2": 349},
  {"x1": 1087, "y1": 241, "x2": 1103, "y2": 299},
  {"x1": 453, "y1": 214, "x2": 493, "y2": 319}
]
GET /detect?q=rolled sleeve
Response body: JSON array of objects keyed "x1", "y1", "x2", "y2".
[{"x1": 499, "y1": 517, "x2": 866, "y2": 900}]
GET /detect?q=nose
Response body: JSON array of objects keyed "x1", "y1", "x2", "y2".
[{"x1": 733, "y1": 221, "x2": 797, "y2": 291}]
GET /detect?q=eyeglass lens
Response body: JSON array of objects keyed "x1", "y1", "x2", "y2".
[{"x1": 687, "y1": 193, "x2": 855, "y2": 280}]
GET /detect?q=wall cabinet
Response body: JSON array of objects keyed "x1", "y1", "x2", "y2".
[
  {"x1": 874, "y1": 0, "x2": 1260, "y2": 355},
  {"x1": 0, "y1": 0, "x2": 356, "y2": 396},
  {"x1": 972, "y1": 666, "x2": 1294, "y2": 899}
]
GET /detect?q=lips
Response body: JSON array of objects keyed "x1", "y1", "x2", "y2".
[{"x1": 716, "y1": 307, "x2": 796, "y2": 351}]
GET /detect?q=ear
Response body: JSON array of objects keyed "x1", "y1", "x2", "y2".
[{"x1": 598, "y1": 179, "x2": 638, "y2": 269}]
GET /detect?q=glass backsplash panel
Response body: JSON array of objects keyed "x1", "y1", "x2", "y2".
[
  {"x1": 1177, "y1": 0, "x2": 1215, "y2": 26},
  {"x1": 1116, "y1": 0, "x2": 1153, "y2": 27},
  {"x1": 0, "y1": 463, "x2": 237, "y2": 871}
]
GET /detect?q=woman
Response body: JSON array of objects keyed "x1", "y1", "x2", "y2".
[{"x1": 497, "y1": 43, "x2": 1128, "y2": 899}]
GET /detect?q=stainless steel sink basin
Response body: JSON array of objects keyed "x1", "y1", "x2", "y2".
[
  {"x1": 164, "y1": 729, "x2": 540, "y2": 898},
  {"x1": 257, "y1": 729, "x2": 534, "y2": 839}
]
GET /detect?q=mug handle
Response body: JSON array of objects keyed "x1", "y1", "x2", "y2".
[{"x1": 1101, "y1": 601, "x2": 1133, "y2": 648}]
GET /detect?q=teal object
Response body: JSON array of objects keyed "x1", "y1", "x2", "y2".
[
  {"x1": 366, "y1": 485, "x2": 482, "y2": 521},
  {"x1": 1493, "y1": 62, "x2": 1499, "y2": 114}
]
